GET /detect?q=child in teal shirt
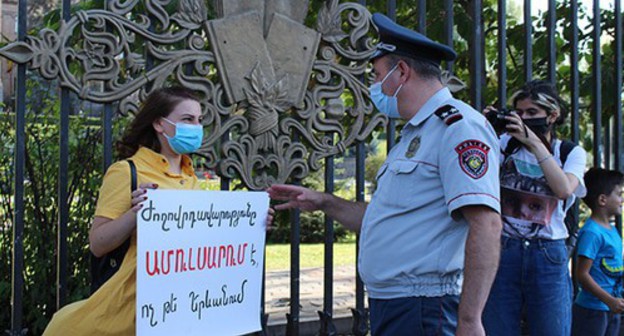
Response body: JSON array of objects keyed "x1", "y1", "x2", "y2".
[{"x1": 572, "y1": 168, "x2": 624, "y2": 336}]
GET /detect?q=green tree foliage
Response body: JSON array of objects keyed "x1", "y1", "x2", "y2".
[
  {"x1": 394, "y1": 0, "x2": 620, "y2": 151},
  {"x1": 0, "y1": 77, "x2": 126, "y2": 334},
  {"x1": 1, "y1": 0, "x2": 622, "y2": 333}
]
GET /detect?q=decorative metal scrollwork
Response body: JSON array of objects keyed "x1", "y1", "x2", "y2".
[{"x1": 0, "y1": 0, "x2": 463, "y2": 190}]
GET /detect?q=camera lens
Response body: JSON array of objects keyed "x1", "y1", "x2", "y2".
[{"x1": 485, "y1": 109, "x2": 508, "y2": 134}]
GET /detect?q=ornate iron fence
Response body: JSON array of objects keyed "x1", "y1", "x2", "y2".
[{"x1": 1, "y1": 0, "x2": 622, "y2": 335}]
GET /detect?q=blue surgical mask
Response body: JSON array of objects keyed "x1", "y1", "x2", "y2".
[
  {"x1": 162, "y1": 118, "x2": 203, "y2": 154},
  {"x1": 369, "y1": 65, "x2": 404, "y2": 118}
]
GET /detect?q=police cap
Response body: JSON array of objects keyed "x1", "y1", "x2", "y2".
[{"x1": 370, "y1": 13, "x2": 457, "y2": 66}]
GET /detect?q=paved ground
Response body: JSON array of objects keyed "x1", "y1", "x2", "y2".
[{"x1": 265, "y1": 265, "x2": 365, "y2": 326}]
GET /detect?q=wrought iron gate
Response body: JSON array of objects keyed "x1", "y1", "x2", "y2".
[{"x1": 1, "y1": 0, "x2": 622, "y2": 335}]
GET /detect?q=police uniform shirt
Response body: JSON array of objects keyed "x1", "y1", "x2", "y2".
[
  {"x1": 358, "y1": 87, "x2": 501, "y2": 299},
  {"x1": 499, "y1": 134, "x2": 587, "y2": 240}
]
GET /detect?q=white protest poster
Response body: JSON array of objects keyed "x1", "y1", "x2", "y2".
[{"x1": 136, "y1": 190, "x2": 268, "y2": 336}]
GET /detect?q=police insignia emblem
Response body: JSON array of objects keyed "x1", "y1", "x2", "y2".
[
  {"x1": 434, "y1": 104, "x2": 463, "y2": 125},
  {"x1": 405, "y1": 136, "x2": 421, "y2": 158},
  {"x1": 455, "y1": 140, "x2": 490, "y2": 179}
]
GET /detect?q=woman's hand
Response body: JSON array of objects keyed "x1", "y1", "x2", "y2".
[
  {"x1": 90, "y1": 182, "x2": 158, "y2": 257},
  {"x1": 129, "y1": 183, "x2": 159, "y2": 213},
  {"x1": 504, "y1": 113, "x2": 541, "y2": 150},
  {"x1": 482, "y1": 105, "x2": 496, "y2": 115}
]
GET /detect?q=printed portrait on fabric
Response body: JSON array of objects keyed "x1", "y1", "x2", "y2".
[{"x1": 500, "y1": 157, "x2": 558, "y2": 233}]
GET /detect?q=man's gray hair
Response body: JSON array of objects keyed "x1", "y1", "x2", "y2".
[{"x1": 387, "y1": 54, "x2": 442, "y2": 82}]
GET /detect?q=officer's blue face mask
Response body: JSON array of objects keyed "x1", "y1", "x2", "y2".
[
  {"x1": 369, "y1": 64, "x2": 404, "y2": 119},
  {"x1": 162, "y1": 117, "x2": 203, "y2": 154}
]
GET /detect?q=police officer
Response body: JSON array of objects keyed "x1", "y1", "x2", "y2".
[{"x1": 267, "y1": 13, "x2": 502, "y2": 335}]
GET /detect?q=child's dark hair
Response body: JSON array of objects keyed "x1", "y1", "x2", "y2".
[{"x1": 583, "y1": 168, "x2": 624, "y2": 210}]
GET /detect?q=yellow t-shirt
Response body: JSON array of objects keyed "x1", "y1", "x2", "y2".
[{"x1": 44, "y1": 147, "x2": 200, "y2": 336}]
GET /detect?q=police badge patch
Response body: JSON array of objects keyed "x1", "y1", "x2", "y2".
[
  {"x1": 455, "y1": 140, "x2": 490, "y2": 179},
  {"x1": 405, "y1": 136, "x2": 420, "y2": 158}
]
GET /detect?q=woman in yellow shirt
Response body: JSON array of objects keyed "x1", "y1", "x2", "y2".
[{"x1": 45, "y1": 87, "x2": 213, "y2": 335}]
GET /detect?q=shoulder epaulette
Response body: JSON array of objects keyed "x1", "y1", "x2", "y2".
[{"x1": 434, "y1": 104, "x2": 463, "y2": 126}]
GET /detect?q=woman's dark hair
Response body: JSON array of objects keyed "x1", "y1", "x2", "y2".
[
  {"x1": 116, "y1": 86, "x2": 199, "y2": 159},
  {"x1": 511, "y1": 80, "x2": 567, "y2": 126},
  {"x1": 505, "y1": 80, "x2": 567, "y2": 155}
]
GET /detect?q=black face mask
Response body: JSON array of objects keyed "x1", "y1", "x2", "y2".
[{"x1": 523, "y1": 117, "x2": 550, "y2": 135}]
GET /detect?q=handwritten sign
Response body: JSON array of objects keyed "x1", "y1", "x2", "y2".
[{"x1": 136, "y1": 190, "x2": 268, "y2": 336}]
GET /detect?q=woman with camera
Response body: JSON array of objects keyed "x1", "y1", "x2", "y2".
[{"x1": 482, "y1": 80, "x2": 587, "y2": 335}]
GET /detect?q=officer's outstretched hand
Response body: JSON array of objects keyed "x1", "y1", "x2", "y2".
[
  {"x1": 266, "y1": 184, "x2": 325, "y2": 212},
  {"x1": 265, "y1": 207, "x2": 275, "y2": 231}
]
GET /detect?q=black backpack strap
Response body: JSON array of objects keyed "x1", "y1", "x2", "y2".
[
  {"x1": 559, "y1": 140, "x2": 576, "y2": 167},
  {"x1": 502, "y1": 138, "x2": 576, "y2": 165},
  {"x1": 90, "y1": 160, "x2": 137, "y2": 293},
  {"x1": 127, "y1": 159, "x2": 137, "y2": 192},
  {"x1": 501, "y1": 138, "x2": 522, "y2": 158},
  {"x1": 557, "y1": 140, "x2": 579, "y2": 258},
  {"x1": 558, "y1": 140, "x2": 578, "y2": 209}
]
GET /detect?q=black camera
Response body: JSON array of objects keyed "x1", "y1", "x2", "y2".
[{"x1": 485, "y1": 108, "x2": 513, "y2": 134}]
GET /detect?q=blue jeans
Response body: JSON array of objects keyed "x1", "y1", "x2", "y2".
[
  {"x1": 572, "y1": 304, "x2": 621, "y2": 336},
  {"x1": 482, "y1": 237, "x2": 572, "y2": 336},
  {"x1": 369, "y1": 295, "x2": 459, "y2": 336}
]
